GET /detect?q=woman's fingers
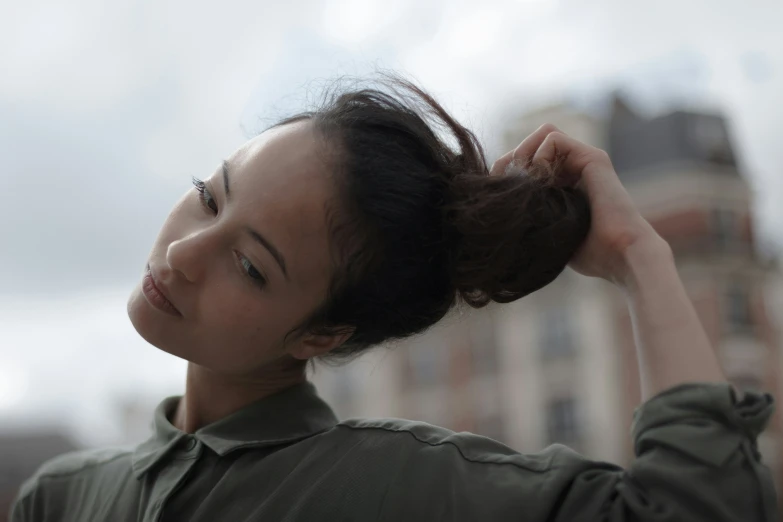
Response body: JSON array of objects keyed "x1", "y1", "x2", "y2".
[
  {"x1": 489, "y1": 150, "x2": 514, "y2": 176},
  {"x1": 489, "y1": 124, "x2": 617, "y2": 195},
  {"x1": 489, "y1": 123, "x2": 561, "y2": 176},
  {"x1": 513, "y1": 123, "x2": 561, "y2": 163},
  {"x1": 531, "y1": 131, "x2": 613, "y2": 187}
]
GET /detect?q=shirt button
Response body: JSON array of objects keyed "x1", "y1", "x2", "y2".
[{"x1": 182, "y1": 437, "x2": 198, "y2": 452}]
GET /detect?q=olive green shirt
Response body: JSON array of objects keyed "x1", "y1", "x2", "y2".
[{"x1": 10, "y1": 381, "x2": 778, "y2": 521}]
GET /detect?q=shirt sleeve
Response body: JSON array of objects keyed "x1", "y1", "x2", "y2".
[
  {"x1": 381, "y1": 382, "x2": 777, "y2": 522},
  {"x1": 545, "y1": 382, "x2": 778, "y2": 521}
]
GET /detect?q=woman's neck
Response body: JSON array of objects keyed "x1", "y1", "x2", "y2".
[{"x1": 172, "y1": 357, "x2": 307, "y2": 433}]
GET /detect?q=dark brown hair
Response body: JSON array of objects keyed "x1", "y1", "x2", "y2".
[{"x1": 272, "y1": 74, "x2": 591, "y2": 361}]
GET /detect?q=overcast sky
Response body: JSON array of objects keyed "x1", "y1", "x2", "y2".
[{"x1": 1, "y1": 0, "x2": 781, "y2": 446}]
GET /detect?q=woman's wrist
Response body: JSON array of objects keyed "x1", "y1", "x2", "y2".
[
  {"x1": 615, "y1": 233, "x2": 725, "y2": 396},
  {"x1": 614, "y1": 234, "x2": 674, "y2": 292}
]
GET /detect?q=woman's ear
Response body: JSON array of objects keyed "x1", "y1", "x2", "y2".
[{"x1": 287, "y1": 329, "x2": 354, "y2": 360}]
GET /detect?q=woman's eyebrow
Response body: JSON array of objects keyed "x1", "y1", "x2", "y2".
[
  {"x1": 222, "y1": 160, "x2": 231, "y2": 199},
  {"x1": 222, "y1": 159, "x2": 289, "y2": 281}
]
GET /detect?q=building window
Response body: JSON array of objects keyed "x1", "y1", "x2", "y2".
[
  {"x1": 333, "y1": 368, "x2": 358, "y2": 408},
  {"x1": 407, "y1": 342, "x2": 446, "y2": 387},
  {"x1": 693, "y1": 117, "x2": 727, "y2": 147},
  {"x1": 712, "y1": 208, "x2": 735, "y2": 249},
  {"x1": 725, "y1": 284, "x2": 753, "y2": 332},
  {"x1": 468, "y1": 315, "x2": 498, "y2": 375},
  {"x1": 539, "y1": 306, "x2": 576, "y2": 359},
  {"x1": 546, "y1": 397, "x2": 581, "y2": 444},
  {"x1": 476, "y1": 414, "x2": 505, "y2": 443},
  {"x1": 692, "y1": 117, "x2": 734, "y2": 165}
]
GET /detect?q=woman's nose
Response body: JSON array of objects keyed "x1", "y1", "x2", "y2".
[{"x1": 165, "y1": 229, "x2": 216, "y2": 283}]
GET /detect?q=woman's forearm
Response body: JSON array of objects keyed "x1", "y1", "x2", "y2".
[{"x1": 619, "y1": 236, "x2": 726, "y2": 400}]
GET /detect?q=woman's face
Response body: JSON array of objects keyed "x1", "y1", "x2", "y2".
[{"x1": 127, "y1": 121, "x2": 344, "y2": 376}]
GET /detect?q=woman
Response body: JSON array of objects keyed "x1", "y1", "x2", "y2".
[{"x1": 11, "y1": 76, "x2": 776, "y2": 521}]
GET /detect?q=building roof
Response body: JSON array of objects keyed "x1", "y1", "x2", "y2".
[{"x1": 607, "y1": 96, "x2": 739, "y2": 181}]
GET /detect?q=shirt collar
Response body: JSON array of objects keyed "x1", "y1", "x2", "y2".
[{"x1": 131, "y1": 380, "x2": 338, "y2": 478}]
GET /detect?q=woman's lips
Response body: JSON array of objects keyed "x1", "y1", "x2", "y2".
[{"x1": 142, "y1": 267, "x2": 182, "y2": 317}]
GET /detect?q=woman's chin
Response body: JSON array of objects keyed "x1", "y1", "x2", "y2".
[
  {"x1": 127, "y1": 287, "x2": 178, "y2": 354},
  {"x1": 126, "y1": 285, "x2": 148, "y2": 333}
]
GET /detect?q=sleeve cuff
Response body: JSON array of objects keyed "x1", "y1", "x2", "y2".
[{"x1": 631, "y1": 382, "x2": 775, "y2": 467}]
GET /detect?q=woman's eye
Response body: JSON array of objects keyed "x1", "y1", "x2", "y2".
[
  {"x1": 237, "y1": 253, "x2": 267, "y2": 288},
  {"x1": 192, "y1": 177, "x2": 218, "y2": 215}
]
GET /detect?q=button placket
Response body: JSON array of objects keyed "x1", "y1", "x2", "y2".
[{"x1": 150, "y1": 440, "x2": 202, "y2": 522}]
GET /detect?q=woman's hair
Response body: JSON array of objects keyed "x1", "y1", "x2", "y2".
[{"x1": 272, "y1": 73, "x2": 591, "y2": 361}]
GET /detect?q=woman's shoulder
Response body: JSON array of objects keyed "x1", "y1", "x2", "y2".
[
  {"x1": 332, "y1": 417, "x2": 569, "y2": 474},
  {"x1": 322, "y1": 418, "x2": 608, "y2": 521},
  {"x1": 15, "y1": 446, "x2": 134, "y2": 504},
  {"x1": 32, "y1": 446, "x2": 132, "y2": 480}
]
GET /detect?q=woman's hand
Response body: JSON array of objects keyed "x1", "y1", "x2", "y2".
[{"x1": 491, "y1": 124, "x2": 667, "y2": 287}]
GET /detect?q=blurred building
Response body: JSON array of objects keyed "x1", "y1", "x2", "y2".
[
  {"x1": 0, "y1": 429, "x2": 80, "y2": 522},
  {"x1": 311, "y1": 95, "x2": 783, "y2": 493},
  {"x1": 114, "y1": 394, "x2": 159, "y2": 446}
]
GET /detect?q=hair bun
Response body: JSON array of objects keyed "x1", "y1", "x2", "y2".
[{"x1": 443, "y1": 161, "x2": 591, "y2": 307}]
